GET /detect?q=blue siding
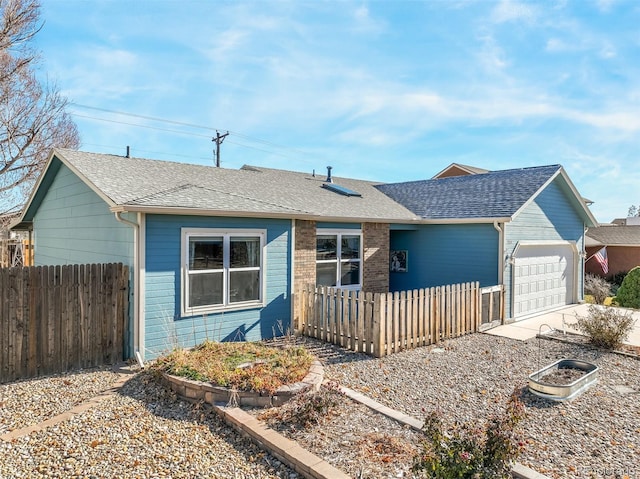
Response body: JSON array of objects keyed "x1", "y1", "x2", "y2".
[
  {"x1": 504, "y1": 178, "x2": 586, "y2": 318},
  {"x1": 389, "y1": 223, "x2": 499, "y2": 291},
  {"x1": 32, "y1": 163, "x2": 134, "y2": 265},
  {"x1": 144, "y1": 215, "x2": 291, "y2": 358}
]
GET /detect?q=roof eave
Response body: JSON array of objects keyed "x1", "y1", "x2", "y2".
[
  {"x1": 420, "y1": 216, "x2": 512, "y2": 224},
  {"x1": 9, "y1": 219, "x2": 32, "y2": 231},
  {"x1": 110, "y1": 204, "x2": 424, "y2": 224},
  {"x1": 53, "y1": 149, "x2": 118, "y2": 208},
  {"x1": 16, "y1": 148, "x2": 119, "y2": 225},
  {"x1": 510, "y1": 168, "x2": 598, "y2": 227}
]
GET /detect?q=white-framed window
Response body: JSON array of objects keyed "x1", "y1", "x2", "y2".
[
  {"x1": 181, "y1": 228, "x2": 265, "y2": 315},
  {"x1": 316, "y1": 230, "x2": 362, "y2": 289}
]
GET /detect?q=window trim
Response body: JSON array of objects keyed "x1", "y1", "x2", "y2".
[
  {"x1": 181, "y1": 228, "x2": 266, "y2": 316},
  {"x1": 316, "y1": 229, "x2": 363, "y2": 290}
]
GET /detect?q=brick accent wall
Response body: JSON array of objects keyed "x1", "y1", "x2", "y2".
[
  {"x1": 362, "y1": 223, "x2": 389, "y2": 293},
  {"x1": 293, "y1": 220, "x2": 316, "y2": 331},
  {"x1": 294, "y1": 219, "x2": 317, "y2": 287}
]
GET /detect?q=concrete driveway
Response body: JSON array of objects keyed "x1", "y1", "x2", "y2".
[{"x1": 485, "y1": 303, "x2": 640, "y2": 347}]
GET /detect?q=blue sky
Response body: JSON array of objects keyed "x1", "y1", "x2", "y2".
[{"x1": 34, "y1": 0, "x2": 639, "y2": 222}]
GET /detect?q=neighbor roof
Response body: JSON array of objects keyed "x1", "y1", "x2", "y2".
[
  {"x1": 432, "y1": 163, "x2": 490, "y2": 179},
  {"x1": 586, "y1": 225, "x2": 640, "y2": 247},
  {"x1": 376, "y1": 164, "x2": 597, "y2": 225},
  {"x1": 18, "y1": 149, "x2": 420, "y2": 224}
]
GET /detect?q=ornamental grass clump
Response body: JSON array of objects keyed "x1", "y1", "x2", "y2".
[
  {"x1": 152, "y1": 340, "x2": 313, "y2": 394},
  {"x1": 412, "y1": 390, "x2": 526, "y2": 479},
  {"x1": 574, "y1": 304, "x2": 636, "y2": 350}
]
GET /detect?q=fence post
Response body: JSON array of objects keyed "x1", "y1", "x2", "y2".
[{"x1": 475, "y1": 282, "x2": 481, "y2": 331}]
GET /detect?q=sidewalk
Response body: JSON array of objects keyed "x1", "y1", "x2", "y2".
[{"x1": 485, "y1": 303, "x2": 640, "y2": 347}]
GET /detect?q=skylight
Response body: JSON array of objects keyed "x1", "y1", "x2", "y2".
[{"x1": 321, "y1": 183, "x2": 362, "y2": 197}]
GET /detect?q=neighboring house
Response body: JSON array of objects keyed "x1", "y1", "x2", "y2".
[
  {"x1": 377, "y1": 165, "x2": 597, "y2": 319},
  {"x1": 431, "y1": 163, "x2": 489, "y2": 179},
  {"x1": 12, "y1": 149, "x2": 597, "y2": 359},
  {"x1": 585, "y1": 221, "x2": 640, "y2": 277}
]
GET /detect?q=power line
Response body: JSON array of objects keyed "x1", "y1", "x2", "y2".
[
  {"x1": 70, "y1": 103, "x2": 314, "y2": 158},
  {"x1": 71, "y1": 113, "x2": 211, "y2": 139},
  {"x1": 70, "y1": 112, "x2": 302, "y2": 161},
  {"x1": 71, "y1": 103, "x2": 214, "y2": 131}
]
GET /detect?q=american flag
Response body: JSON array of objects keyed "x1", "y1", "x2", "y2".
[{"x1": 594, "y1": 246, "x2": 609, "y2": 274}]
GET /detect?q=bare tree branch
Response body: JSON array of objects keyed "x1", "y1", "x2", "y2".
[{"x1": 0, "y1": 0, "x2": 79, "y2": 215}]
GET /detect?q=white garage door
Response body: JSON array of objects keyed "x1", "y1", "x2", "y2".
[{"x1": 513, "y1": 244, "x2": 575, "y2": 318}]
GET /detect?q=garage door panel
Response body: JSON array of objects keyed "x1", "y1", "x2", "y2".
[{"x1": 513, "y1": 244, "x2": 575, "y2": 319}]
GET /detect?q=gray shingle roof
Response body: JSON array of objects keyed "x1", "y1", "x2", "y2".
[
  {"x1": 376, "y1": 165, "x2": 562, "y2": 220},
  {"x1": 586, "y1": 225, "x2": 640, "y2": 246},
  {"x1": 54, "y1": 149, "x2": 419, "y2": 222}
]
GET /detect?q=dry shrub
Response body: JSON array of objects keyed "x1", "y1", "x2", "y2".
[
  {"x1": 413, "y1": 390, "x2": 526, "y2": 479},
  {"x1": 260, "y1": 381, "x2": 343, "y2": 429},
  {"x1": 574, "y1": 304, "x2": 636, "y2": 350},
  {"x1": 358, "y1": 432, "x2": 418, "y2": 464},
  {"x1": 584, "y1": 274, "x2": 612, "y2": 305}
]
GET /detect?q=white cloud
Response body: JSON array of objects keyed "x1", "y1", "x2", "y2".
[
  {"x1": 598, "y1": 41, "x2": 616, "y2": 58},
  {"x1": 352, "y1": 4, "x2": 386, "y2": 34},
  {"x1": 204, "y1": 29, "x2": 250, "y2": 63},
  {"x1": 491, "y1": 0, "x2": 538, "y2": 24},
  {"x1": 596, "y1": 0, "x2": 616, "y2": 13},
  {"x1": 545, "y1": 37, "x2": 568, "y2": 52}
]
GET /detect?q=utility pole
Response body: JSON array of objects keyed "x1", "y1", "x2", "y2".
[{"x1": 212, "y1": 130, "x2": 229, "y2": 167}]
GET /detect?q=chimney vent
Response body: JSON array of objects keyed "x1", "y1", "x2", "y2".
[
  {"x1": 126, "y1": 146, "x2": 130, "y2": 158},
  {"x1": 326, "y1": 166, "x2": 333, "y2": 183}
]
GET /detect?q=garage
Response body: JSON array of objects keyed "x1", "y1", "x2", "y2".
[{"x1": 512, "y1": 243, "x2": 577, "y2": 318}]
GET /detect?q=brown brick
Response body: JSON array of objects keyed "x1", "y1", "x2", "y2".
[{"x1": 362, "y1": 223, "x2": 389, "y2": 293}]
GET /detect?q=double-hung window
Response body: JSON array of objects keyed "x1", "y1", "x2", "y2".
[
  {"x1": 182, "y1": 229, "x2": 265, "y2": 314},
  {"x1": 316, "y1": 231, "x2": 362, "y2": 289}
]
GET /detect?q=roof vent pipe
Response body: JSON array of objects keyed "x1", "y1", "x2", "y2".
[
  {"x1": 126, "y1": 146, "x2": 130, "y2": 158},
  {"x1": 326, "y1": 166, "x2": 333, "y2": 183}
]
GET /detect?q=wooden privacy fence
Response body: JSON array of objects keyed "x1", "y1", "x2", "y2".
[
  {"x1": 297, "y1": 282, "x2": 503, "y2": 358},
  {"x1": 0, "y1": 263, "x2": 129, "y2": 384}
]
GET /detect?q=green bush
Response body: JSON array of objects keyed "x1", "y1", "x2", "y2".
[
  {"x1": 615, "y1": 266, "x2": 640, "y2": 309},
  {"x1": 574, "y1": 305, "x2": 636, "y2": 349},
  {"x1": 412, "y1": 391, "x2": 526, "y2": 478},
  {"x1": 584, "y1": 274, "x2": 612, "y2": 305}
]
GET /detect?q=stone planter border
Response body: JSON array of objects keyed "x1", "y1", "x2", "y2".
[{"x1": 162, "y1": 359, "x2": 324, "y2": 407}]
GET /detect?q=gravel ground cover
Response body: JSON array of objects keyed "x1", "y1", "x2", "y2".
[
  {"x1": 2, "y1": 333, "x2": 639, "y2": 479},
  {"x1": 0, "y1": 367, "x2": 121, "y2": 435},
  {"x1": 254, "y1": 389, "x2": 422, "y2": 478},
  {"x1": 300, "y1": 333, "x2": 640, "y2": 479},
  {"x1": 0, "y1": 370, "x2": 297, "y2": 479}
]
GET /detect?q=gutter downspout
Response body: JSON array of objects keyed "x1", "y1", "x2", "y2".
[
  {"x1": 493, "y1": 221, "x2": 505, "y2": 284},
  {"x1": 115, "y1": 212, "x2": 144, "y2": 368}
]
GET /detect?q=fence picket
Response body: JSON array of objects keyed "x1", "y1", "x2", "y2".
[
  {"x1": 297, "y1": 281, "x2": 502, "y2": 358},
  {"x1": 392, "y1": 291, "x2": 400, "y2": 353},
  {"x1": 398, "y1": 290, "x2": 406, "y2": 351},
  {"x1": 372, "y1": 293, "x2": 383, "y2": 358},
  {"x1": 363, "y1": 292, "x2": 373, "y2": 354}
]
